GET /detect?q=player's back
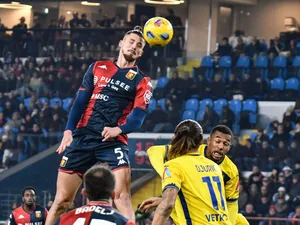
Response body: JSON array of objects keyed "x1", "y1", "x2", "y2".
[
  {"x1": 164, "y1": 154, "x2": 231, "y2": 225},
  {"x1": 59, "y1": 202, "x2": 132, "y2": 225}
]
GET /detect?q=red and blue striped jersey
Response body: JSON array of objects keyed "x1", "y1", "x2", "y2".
[
  {"x1": 59, "y1": 202, "x2": 133, "y2": 225},
  {"x1": 74, "y1": 60, "x2": 152, "y2": 145},
  {"x1": 9, "y1": 204, "x2": 48, "y2": 225}
]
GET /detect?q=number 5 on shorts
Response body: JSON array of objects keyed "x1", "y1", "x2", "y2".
[{"x1": 114, "y1": 148, "x2": 124, "y2": 159}]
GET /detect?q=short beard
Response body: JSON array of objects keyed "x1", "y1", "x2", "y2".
[{"x1": 122, "y1": 49, "x2": 137, "y2": 62}]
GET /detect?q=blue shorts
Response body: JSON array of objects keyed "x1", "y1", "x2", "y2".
[{"x1": 58, "y1": 136, "x2": 130, "y2": 177}]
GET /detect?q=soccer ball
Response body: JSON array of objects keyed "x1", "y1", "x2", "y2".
[{"x1": 143, "y1": 17, "x2": 174, "y2": 47}]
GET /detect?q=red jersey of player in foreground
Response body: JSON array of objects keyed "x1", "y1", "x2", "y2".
[{"x1": 59, "y1": 202, "x2": 134, "y2": 225}]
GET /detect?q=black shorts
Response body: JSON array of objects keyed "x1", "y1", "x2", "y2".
[{"x1": 58, "y1": 136, "x2": 130, "y2": 177}]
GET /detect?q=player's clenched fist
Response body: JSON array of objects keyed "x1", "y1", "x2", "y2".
[
  {"x1": 102, "y1": 127, "x2": 122, "y2": 142},
  {"x1": 56, "y1": 130, "x2": 73, "y2": 154},
  {"x1": 138, "y1": 197, "x2": 162, "y2": 212}
]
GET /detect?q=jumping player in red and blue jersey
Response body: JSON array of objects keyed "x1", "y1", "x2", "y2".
[
  {"x1": 59, "y1": 164, "x2": 134, "y2": 225},
  {"x1": 46, "y1": 26, "x2": 152, "y2": 225},
  {"x1": 9, "y1": 187, "x2": 48, "y2": 225}
]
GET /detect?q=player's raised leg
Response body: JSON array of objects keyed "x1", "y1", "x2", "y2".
[
  {"x1": 113, "y1": 167, "x2": 135, "y2": 221},
  {"x1": 45, "y1": 172, "x2": 82, "y2": 225}
]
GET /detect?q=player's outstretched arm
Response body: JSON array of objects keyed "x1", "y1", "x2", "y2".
[
  {"x1": 57, "y1": 63, "x2": 95, "y2": 154},
  {"x1": 151, "y1": 188, "x2": 177, "y2": 225},
  {"x1": 139, "y1": 197, "x2": 162, "y2": 213},
  {"x1": 147, "y1": 145, "x2": 168, "y2": 177}
]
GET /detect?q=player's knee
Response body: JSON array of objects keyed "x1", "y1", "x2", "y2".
[
  {"x1": 114, "y1": 191, "x2": 131, "y2": 203},
  {"x1": 53, "y1": 195, "x2": 73, "y2": 211}
]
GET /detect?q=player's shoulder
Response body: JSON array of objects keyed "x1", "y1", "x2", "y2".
[
  {"x1": 12, "y1": 206, "x2": 23, "y2": 214},
  {"x1": 198, "y1": 144, "x2": 207, "y2": 155},
  {"x1": 92, "y1": 60, "x2": 114, "y2": 69},
  {"x1": 222, "y1": 155, "x2": 239, "y2": 176}
]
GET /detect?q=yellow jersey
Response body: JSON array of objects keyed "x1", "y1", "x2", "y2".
[
  {"x1": 198, "y1": 145, "x2": 239, "y2": 203},
  {"x1": 162, "y1": 153, "x2": 231, "y2": 225},
  {"x1": 148, "y1": 144, "x2": 240, "y2": 224}
]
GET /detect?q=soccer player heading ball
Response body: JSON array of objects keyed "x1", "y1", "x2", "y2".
[{"x1": 45, "y1": 26, "x2": 153, "y2": 225}]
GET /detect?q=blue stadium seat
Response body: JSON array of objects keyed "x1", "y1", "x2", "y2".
[
  {"x1": 229, "y1": 100, "x2": 242, "y2": 113},
  {"x1": 185, "y1": 98, "x2": 199, "y2": 111},
  {"x1": 229, "y1": 99, "x2": 242, "y2": 123},
  {"x1": 236, "y1": 55, "x2": 250, "y2": 68},
  {"x1": 193, "y1": 56, "x2": 215, "y2": 81},
  {"x1": 214, "y1": 99, "x2": 228, "y2": 116},
  {"x1": 0, "y1": 106, "x2": 3, "y2": 112},
  {"x1": 293, "y1": 56, "x2": 300, "y2": 67},
  {"x1": 243, "y1": 99, "x2": 258, "y2": 125},
  {"x1": 218, "y1": 56, "x2": 232, "y2": 79},
  {"x1": 196, "y1": 110, "x2": 204, "y2": 121},
  {"x1": 270, "y1": 78, "x2": 285, "y2": 91},
  {"x1": 182, "y1": 110, "x2": 195, "y2": 120},
  {"x1": 63, "y1": 97, "x2": 73, "y2": 112},
  {"x1": 148, "y1": 98, "x2": 157, "y2": 113},
  {"x1": 50, "y1": 97, "x2": 62, "y2": 108},
  {"x1": 233, "y1": 56, "x2": 250, "y2": 78},
  {"x1": 39, "y1": 97, "x2": 49, "y2": 105},
  {"x1": 199, "y1": 98, "x2": 213, "y2": 112},
  {"x1": 286, "y1": 78, "x2": 300, "y2": 91},
  {"x1": 254, "y1": 56, "x2": 269, "y2": 78},
  {"x1": 157, "y1": 98, "x2": 167, "y2": 112},
  {"x1": 255, "y1": 56, "x2": 268, "y2": 68},
  {"x1": 271, "y1": 56, "x2": 287, "y2": 78},
  {"x1": 156, "y1": 77, "x2": 169, "y2": 88},
  {"x1": 201, "y1": 56, "x2": 214, "y2": 67}
]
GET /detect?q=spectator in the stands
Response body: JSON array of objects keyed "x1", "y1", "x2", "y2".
[
  {"x1": 248, "y1": 165, "x2": 264, "y2": 188},
  {"x1": 5, "y1": 112, "x2": 22, "y2": 130},
  {"x1": 283, "y1": 105, "x2": 298, "y2": 124},
  {"x1": 28, "y1": 123, "x2": 43, "y2": 156},
  {"x1": 243, "y1": 203, "x2": 258, "y2": 225},
  {"x1": 214, "y1": 37, "x2": 232, "y2": 56},
  {"x1": 242, "y1": 139, "x2": 256, "y2": 170},
  {"x1": 268, "y1": 37, "x2": 283, "y2": 61},
  {"x1": 210, "y1": 73, "x2": 225, "y2": 99},
  {"x1": 241, "y1": 73, "x2": 255, "y2": 99},
  {"x1": 290, "y1": 141, "x2": 300, "y2": 166},
  {"x1": 220, "y1": 105, "x2": 234, "y2": 130},
  {"x1": 0, "y1": 112, "x2": 6, "y2": 127},
  {"x1": 143, "y1": 105, "x2": 168, "y2": 132},
  {"x1": 252, "y1": 77, "x2": 268, "y2": 98},
  {"x1": 283, "y1": 166, "x2": 293, "y2": 185},
  {"x1": 260, "y1": 185, "x2": 271, "y2": 201},
  {"x1": 254, "y1": 129, "x2": 270, "y2": 146},
  {"x1": 262, "y1": 205, "x2": 277, "y2": 224},
  {"x1": 256, "y1": 196, "x2": 270, "y2": 217},
  {"x1": 165, "y1": 99, "x2": 180, "y2": 130},
  {"x1": 18, "y1": 103, "x2": 28, "y2": 119},
  {"x1": 248, "y1": 183, "x2": 260, "y2": 205},
  {"x1": 182, "y1": 71, "x2": 194, "y2": 100},
  {"x1": 3, "y1": 101, "x2": 14, "y2": 119},
  {"x1": 274, "y1": 172, "x2": 290, "y2": 193},
  {"x1": 238, "y1": 182, "x2": 248, "y2": 211},
  {"x1": 52, "y1": 102, "x2": 67, "y2": 120},
  {"x1": 245, "y1": 36, "x2": 261, "y2": 59},
  {"x1": 271, "y1": 123, "x2": 291, "y2": 147},
  {"x1": 257, "y1": 140, "x2": 274, "y2": 171},
  {"x1": 225, "y1": 73, "x2": 240, "y2": 98},
  {"x1": 233, "y1": 37, "x2": 246, "y2": 60},
  {"x1": 291, "y1": 205, "x2": 300, "y2": 225},
  {"x1": 290, "y1": 174, "x2": 300, "y2": 200},
  {"x1": 165, "y1": 71, "x2": 183, "y2": 99},
  {"x1": 1, "y1": 135, "x2": 16, "y2": 168},
  {"x1": 192, "y1": 73, "x2": 209, "y2": 98},
  {"x1": 274, "y1": 141, "x2": 291, "y2": 168},
  {"x1": 294, "y1": 162, "x2": 300, "y2": 175},
  {"x1": 272, "y1": 187, "x2": 290, "y2": 204},
  {"x1": 198, "y1": 105, "x2": 219, "y2": 133},
  {"x1": 275, "y1": 197, "x2": 289, "y2": 218}
]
